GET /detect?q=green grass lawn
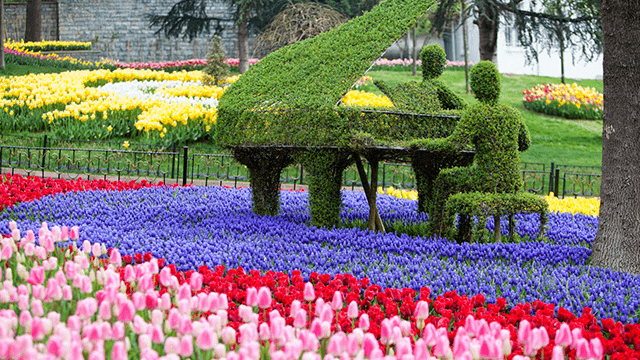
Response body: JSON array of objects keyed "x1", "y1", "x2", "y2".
[
  {"x1": 361, "y1": 69, "x2": 603, "y2": 167},
  {"x1": 1, "y1": 63, "x2": 604, "y2": 168}
]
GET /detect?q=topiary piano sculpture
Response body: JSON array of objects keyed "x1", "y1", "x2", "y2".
[{"x1": 216, "y1": 0, "x2": 543, "y2": 239}]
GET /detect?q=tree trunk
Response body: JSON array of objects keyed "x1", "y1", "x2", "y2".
[
  {"x1": 476, "y1": 0, "x2": 499, "y2": 62},
  {"x1": 411, "y1": 24, "x2": 417, "y2": 76},
  {"x1": 461, "y1": 0, "x2": 470, "y2": 94},
  {"x1": 25, "y1": 0, "x2": 42, "y2": 42},
  {"x1": 237, "y1": 21, "x2": 249, "y2": 74},
  {"x1": 590, "y1": 0, "x2": 640, "y2": 275},
  {"x1": 1, "y1": 0, "x2": 4, "y2": 70}
]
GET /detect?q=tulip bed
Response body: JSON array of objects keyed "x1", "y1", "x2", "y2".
[
  {"x1": 521, "y1": 84, "x2": 603, "y2": 121},
  {"x1": 1, "y1": 174, "x2": 639, "y2": 359}
]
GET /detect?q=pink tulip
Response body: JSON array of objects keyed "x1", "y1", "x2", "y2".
[
  {"x1": 327, "y1": 332, "x2": 345, "y2": 356},
  {"x1": 196, "y1": 327, "x2": 217, "y2": 350},
  {"x1": 151, "y1": 324, "x2": 164, "y2": 344},
  {"x1": 23, "y1": 242, "x2": 35, "y2": 257},
  {"x1": 160, "y1": 293, "x2": 172, "y2": 310},
  {"x1": 11, "y1": 228, "x2": 20, "y2": 241},
  {"x1": 590, "y1": 337, "x2": 604, "y2": 359},
  {"x1": 25, "y1": 230, "x2": 36, "y2": 243},
  {"x1": 0, "y1": 245, "x2": 13, "y2": 260},
  {"x1": 190, "y1": 272, "x2": 203, "y2": 291},
  {"x1": 68, "y1": 341, "x2": 84, "y2": 360},
  {"x1": 347, "y1": 301, "x2": 358, "y2": 319},
  {"x1": 111, "y1": 341, "x2": 127, "y2": 360},
  {"x1": 27, "y1": 266, "x2": 45, "y2": 286},
  {"x1": 92, "y1": 243, "x2": 102, "y2": 257},
  {"x1": 70, "y1": 226, "x2": 79, "y2": 240},
  {"x1": 80, "y1": 275, "x2": 93, "y2": 294},
  {"x1": 160, "y1": 267, "x2": 172, "y2": 287},
  {"x1": 414, "y1": 301, "x2": 429, "y2": 320},
  {"x1": 359, "y1": 314, "x2": 370, "y2": 331},
  {"x1": 109, "y1": 248, "x2": 122, "y2": 268},
  {"x1": 346, "y1": 333, "x2": 360, "y2": 356},
  {"x1": 165, "y1": 336, "x2": 180, "y2": 354},
  {"x1": 46, "y1": 334, "x2": 63, "y2": 356},
  {"x1": 331, "y1": 291, "x2": 343, "y2": 310},
  {"x1": 82, "y1": 240, "x2": 91, "y2": 254},
  {"x1": 208, "y1": 292, "x2": 220, "y2": 311},
  {"x1": 62, "y1": 286, "x2": 72, "y2": 301},
  {"x1": 76, "y1": 298, "x2": 97, "y2": 319},
  {"x1": 178, "y1": 283, "x2": 191, "y2": 302},
  {"x1": 257, "y1": 287, "x2": 272, "y2": 309},
  {"x1": 290, "y1": 300, "x2": 301, "y2": 318},
  {"x1": 179, "y1": 335, "x2": 194, "y2": 357},
  {"x1": 363, "y1": 333, "x2": 379, "y2": 357},
  {"x1": 303, "y1": 282, "x2": 315, "y2": 302},
  {"x1": 432, "y1": 334, "x2": 450, "y2": 358},
  {"x1": 380, "y1": 319, "x2": 393, "y2": 345},
  {"x1": 310, "y1": 318, "x2": 323, "y2": 339},
  {"x1": 294, "y1": 309, "x2": 307, "y2": 328},
  {"x1": 575, "y1": 338, "x2": 591, "y2": 360},
  {"x1": 221, "y1": 326, "x2": 236, "y2": 345},
  {"x1": 31, "y1": 299, "x2": 44, "y2": 317},
  {"x1": 31, "y1": 317, "x2": 46, "y2": 340},
  {"x1": 61, "y1": 226, "x2": 69, "y2": 240},
  {"x1": 117, "y1": 299, "x2": 135, "y2": 323},
  {"x1": 518, "y1": 320, "x2": 532, "y2": 344},
  {"x1": 271, "y1": 316, "x2": 285, "y2": 340},
  {"x1": 178, "y1": 314, "x2": 193, "y2": 334},
  {"x1": 109, "y1": 321, "x2": 124, "y2": 340},
  {"x1": 552, "y1": 345, "x2": 565, "y2": 360},
  {"x1": 41, "y1": 234, "x2": 55, "y2": 253},
  {"x1": 283, "y1": 339, "x2": 303, "y2": 360}
]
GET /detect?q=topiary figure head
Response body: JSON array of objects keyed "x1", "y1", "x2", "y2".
[
  {"x1": 421, "y1": 44, "x2": 447, "y2": 80},
  {"x1": 470, "y1": 61, "x2": 501, "y2": 104}
]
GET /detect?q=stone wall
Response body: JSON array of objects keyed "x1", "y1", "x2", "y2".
[
  {"x1": 57, "y1": 0, "x2": 247, "y2": 63},
  {"x1": 3, "y1": 2, "x2": 59, "y2": 42}
]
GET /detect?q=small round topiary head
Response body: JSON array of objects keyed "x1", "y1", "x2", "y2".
[
  {"x1": 421, "y1": 44, "x2": 447, "y2": 80},
  {"x1": 470, "y1": 61, "x2": 501, "y2": 104}
]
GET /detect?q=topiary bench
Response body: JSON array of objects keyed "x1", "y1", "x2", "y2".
[{"x1": 444, "y1": 191, "x2": 549, "y2": 243}]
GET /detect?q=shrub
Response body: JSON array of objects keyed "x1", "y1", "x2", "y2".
[
  {"x1": 420, "y1": 44, "x2": 447, "y2": 80},
  {"x1": 470, "y1": 61, "x2": 501, "y2": 105},
  {"x1": 522, "y1": 83, "x2": 603, "y2": 120},
  {"x1": 202, "y1": 36, "x2": 230, "y2": 86}
]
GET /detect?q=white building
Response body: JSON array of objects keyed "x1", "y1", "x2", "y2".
[{"x1": 385, "y1": 15, "x2": 602, "y2": 80}]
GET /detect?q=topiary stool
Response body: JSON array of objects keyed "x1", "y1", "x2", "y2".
[{"x1": 444, "y1": 192, "x2": 549, "y2": 243}]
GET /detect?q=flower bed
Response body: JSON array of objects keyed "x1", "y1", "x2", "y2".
[
  {"x1": 1, "y1": 175, "x2": 639, "y2": 359},
  {"x1": 0, "y1": 70, "x2": 389, "y2": 146},
  {"x1": 522, "y1": 84, "x2": 603, "y2": 120},
  {"x1": 0, "y1": 221, "x2": 638, "y2": 360},
  {"x1": 370, "y1": 59, "x2": 473, "y2": 72},
  {"x1": 3, "y1": 47, "x2": 101, "y2": 70},
  {"x1": 5, "y1": 39, "x2": 93, "y2": 52},
  {"x1": 109, "y1": 58, "x2": 261, "y2": 72}
]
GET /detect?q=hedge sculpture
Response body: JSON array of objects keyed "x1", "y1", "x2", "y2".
[
  {"x1": 216, "y1": 0, "x2": 442, "y2": 227},
  {"x1": 429, "y1": 61, "x2": 547, "y2": 242}
]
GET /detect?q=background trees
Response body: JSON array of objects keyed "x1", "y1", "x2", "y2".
[{"x1": 148, "y1": 0, "x2": 379, "y2": 73}]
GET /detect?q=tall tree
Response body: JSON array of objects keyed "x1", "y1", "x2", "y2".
[
  {"x1": 25, "y1": 0, "x2": 42, "y2": 41},
  {"x1": 1, "y1": 0, "x2": 4, "y2": 70},
  {"x1": 590, "y1": 0, "x2": 640, "y2": 275}
]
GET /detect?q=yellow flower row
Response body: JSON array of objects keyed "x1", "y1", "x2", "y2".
[
  {"x1": 5, "y1": 39, "x2": 92, "y2": 52},
  {"x1": 341, "y1": 90, "x2": 393, "y2": 108},
  {"x1": 135, "y1": 101, "x2": 217, "y2": 136},
  {"x1": 155, "y1": 84, "x2": 225, "y2": 99},
  {"x1": 378, "y1": 187, "x2": 600, "y2": 216}
]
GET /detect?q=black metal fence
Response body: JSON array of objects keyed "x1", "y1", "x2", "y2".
[{"x1": 0, "y1": 134, "x2": 601, "y2": 197}]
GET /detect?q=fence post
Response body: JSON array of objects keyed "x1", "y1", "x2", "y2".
[
  {"x1": 182, "y1": 146, "x2": 188, "y2": 186},
  {"x1": 170, "y1": 142, "x2": 177, "y2": 179},
  {"x1": 548, "y1": 162, "x2": 555, "y2": 195},
  {"x1": 41, "y1": 135, "x2": 48, "y2": 178},
  {"x1": 554, "y1": 168, "x2": 560, "y2": 198}
]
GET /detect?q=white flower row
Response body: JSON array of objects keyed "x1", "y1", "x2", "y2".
[{"x1": 97, "y1": 80, "x2": 219, "y2": 108}]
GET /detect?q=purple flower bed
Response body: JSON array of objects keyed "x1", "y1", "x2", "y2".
[{"x1": 1, "y1": 186, "x2": 637, "y2": 322}]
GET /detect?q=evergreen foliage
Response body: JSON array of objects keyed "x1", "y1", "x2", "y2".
[
  {"x1": 202, "y1": 36, "x2": 230, "y2": 86},
  {"x1": 421, "y1": 44, "x2": 447, "y2": 80},
  {"x1": 469, "y1": 60, "x2": 501, "y2": 105}
]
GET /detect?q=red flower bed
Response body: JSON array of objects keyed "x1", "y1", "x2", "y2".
[
  {"x1": 113, "y1": 250, "x2": 640, "y2": 360},
  {"x1": 0, "y1": 173, "x2": 178, "y2": 211}
]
